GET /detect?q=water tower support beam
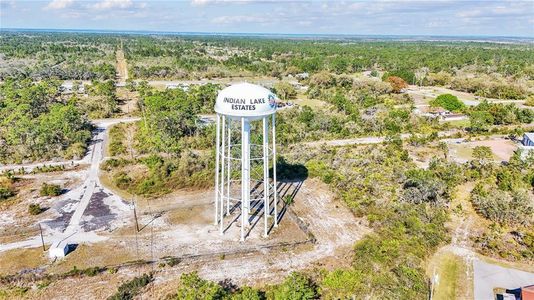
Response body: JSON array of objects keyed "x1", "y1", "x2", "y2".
[
  {"x1": 263, "y1": 116, "x2": 269, "y2": 237},
  {"x1": 272, "y1": 114, "x2": 278, "y2": 227},
  {"x1": 219, "y1": 115, "x2": 226, "y2": 235},
  {"x1": 226, "y1": 119, "x2": 231, "y2": 214},
  {"x1": 214, "y1": 114, "x2": 221, "y2": 225}
]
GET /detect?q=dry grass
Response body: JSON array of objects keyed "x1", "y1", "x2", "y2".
[
  {"x1": 427, "y1": 251, "x2": 469, "y2": 300},
  {"x1": 98, "y1": 172, "x2": 134, "y2": 201},
  {"x1": 0, "y1": 247, "x2": 48, "y2": 275},
  {"x1": 293, "y1": 93, "x2": 325, "y2": 109},
  {"x1": 47, "y1": 243, "x2": 137, "y2": 274}
]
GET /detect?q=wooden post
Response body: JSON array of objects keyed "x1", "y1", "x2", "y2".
[
  {"x1": 133, "y1": 201, "x2": 140, "y2": 232},
  {"x1": 38, "y1": 223, "x2": 45, "y2": 251}
]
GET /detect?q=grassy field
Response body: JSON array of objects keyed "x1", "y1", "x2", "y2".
[
  {"x1": 445, "y1": 118, "x2": 470, "y2": 128},
  {"x1": 0, "y1": 247, "x2": 48, "y2": 275},
  {"x1": 293, "y1": 92, "x2": 325, "y2": 109},
  {"x1": 427, "y1": 251, "x2": 469, "y2": 300}
]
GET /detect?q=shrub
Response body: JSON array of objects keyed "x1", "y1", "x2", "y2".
[
  {"x1": 0, "y1": 176, "x2": 15, "y2": 200},
  {"x1": 64, "y1": 142, "x2": 86, "y2": 160},
  {"x1": 113, "y1": 172, "x2": 132, "y2": 189},
  {"x1": 108, "y1": 273, "x2": 152, "y2": 300},
  {"x1": 65, "y1": 266, "x2": 105, "y2": 277},
  {"x1": 400, "y1": 169, "x2": 448, "y2": 205},
  {"x1": 0, "y1": 186, "x2": 14, "y2": 201},
  {"x1": 273, "y1": 81, "x2": 297, "y2": 100},
  {"x1": 40, "y1": 183, "x2": 61, "y2": 197},
  {"x1": 231, "y1": 287, "x2": 262, "y2": 300},
  {"x1": 321, "y1": 269, "x2": 364, "y2": 299},
  {"x1": 430, "y1": 94, "x2": 465, "y2": 112},
  {"x1": 176, "y1": 272, "x2": 226, "y2": 300},
  {"x1": 109, "y1": 124, "x2": 127, "y2": 156},
  {"x1": 28, "y1": 204, "x2": 43, "y2": 215},
  {"x1": 386, "y1": 76, "x2": 408, "y2": 93},
  {"x1": 271, "y1": 272, "x2": 317, "y2": 300},
  {"x1": 471, "y1": 186, "x2": 533, "y2": 226}
]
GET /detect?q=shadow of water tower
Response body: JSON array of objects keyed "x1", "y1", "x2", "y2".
[{"x1": 213, "y1": 83, "x2": 279, "y2": 241}]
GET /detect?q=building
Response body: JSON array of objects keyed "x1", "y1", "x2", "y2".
[
  {"x1": 414, "y1": 106, "x2": 467, "y2": 122},
  {"x1": 60, "y1": 81, "x2": 85, "y2": 94},
  {"x1": 519, "y1": 133, "x2": 534, "y2": 159},
  {"x1": 166, "y1": 83, "x2": 190, "y2": 91},
  {"x1": 522, "y1": 133, "x2": 534, "y2": 147},
  {"x1": 295, "y1": 72, "x2": 309, "y2": 80}
]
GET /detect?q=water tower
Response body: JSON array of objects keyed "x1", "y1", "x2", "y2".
[{"x1": 213, "y1": 83, "x2": 279, "y2": 241}]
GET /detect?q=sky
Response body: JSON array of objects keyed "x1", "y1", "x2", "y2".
[{"x1": 0, "y1": 0, "x2": 533, "y2": 37}]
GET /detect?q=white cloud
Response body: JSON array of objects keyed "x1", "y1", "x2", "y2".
[
  {"x1": 212, "y1": 15, "x2": 268, "y2": 24},
  {"x1": 89, "y1": 0, "x2": 133, "y2": 10},
  {"x1": 191, "y1": 0, "x2": 255, "y2": 6},
  {"x1": 45, "y1": 0, "x2": 74, "y2": 10},
  {"x1": 191, "y1": 0, "x2": 210, "y2": 6}
]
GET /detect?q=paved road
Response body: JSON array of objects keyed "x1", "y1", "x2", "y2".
[
  {"x1": 0, "y1": 117, "x2": 138, "y2": 253},
  {"x1": 474, "y1": 260, "x2": 534, "y2": 300}
]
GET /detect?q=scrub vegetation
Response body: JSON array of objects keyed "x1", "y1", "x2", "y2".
[{"x1": 1, "y1": 32, "x2": 533, "y2": 299}]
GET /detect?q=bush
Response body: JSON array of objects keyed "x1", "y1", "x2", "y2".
[
  {"x1": 386, "y1": 76, "x2": 408, "y2": 93},
  {"x1": 108, "y1": 273, "x2": 152, "y2": 300},
  {"x1": 471, "y1": 186, "x2": 533, "y2": 226},
  {"x1": 66, "y1": 266, "x2": 105, "y2": 277},
  {"x1": 176, "y1": 272, "x2": 226, "y2": 300},
  {"x1": 28, "y1": 204, "x2": 43, "y2": 215},
  {"x1": 430, "y1": 94, "x2": 465, "y2": 112},
  {"x1": 0, "y1": 176, "x2": 15, "y2": 201},
  {"x1": 64, "y1": 142, "x2": 86, "y2": 160},
  {"x1": 270, "y1": 272, "x2": 317, "y2": 300},
  {"x1": 39, "y1": 183, "x2": 61, "y2": 197},
  {"x1": 231, "y1": 287, "x2": 262, "y2": 300},
  {"x1": 400, "y1": 169, "x2": 448, "y2": 205},
  {"x1": 109, "y1": 124, "x2": 127, "y2": 156}
]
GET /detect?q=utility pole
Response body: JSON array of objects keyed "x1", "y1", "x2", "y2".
[
  {"x1": 38, "y1": 223, "x2": 45, "y2": 251},
  {"x1": 133, "y1": 199, "x2": 140, "y2": 232}
]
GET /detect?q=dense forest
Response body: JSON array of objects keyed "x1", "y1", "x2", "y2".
[
  {"x1": 0, "y1": 79, "x2": 92, "y2": 163},
  {"x1": 0, "y1": 33, "x2": 116, "y2": 80}
]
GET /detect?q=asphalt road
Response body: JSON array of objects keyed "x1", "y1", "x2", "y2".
[{"x1": 474, "y1": 260, "x2": 534, "y2": 300}]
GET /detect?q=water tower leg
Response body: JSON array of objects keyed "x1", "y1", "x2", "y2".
[
  {"x1": 240, "y1": 117, "x2": 249, "y2": 241},
  {"x1": 214, "y1": 114, "x2": 220, "y2": 226},
  {"x1": 242, "y1": 118, "x2": 251, "y2": 226},
  {"x1": 263, "y1": 117, "x2": 269, "y2": 238},
  {"x1": 219, "y1": 115, "x2": 226, "y2": 235},
  {"x1": 226, "y1": 119, "x2": 231, "y2": 215},
  {"x1": 272, "y1": 114, "x2": 278, "y2": 227}
]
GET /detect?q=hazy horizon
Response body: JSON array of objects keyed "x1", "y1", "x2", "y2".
[
  {"x1": 1, "y1": 0, "x2": 532, "y2": 37},
  {"x1": 2, "y1": 27, "x2": 534, "y2": 39}
]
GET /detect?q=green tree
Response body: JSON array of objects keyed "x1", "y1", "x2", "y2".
[
  {"x1": 472, "y1": 146, "x2": 493, "y2": 165},
  {"x1": 386, "y1": 76, "x2": 408, "y2": 93},
  {"x1": 469, "y1": 111, "x2": 494, "y2": 132},
  {"x1": 273, "y1": 81, "x2": 297, "y2": 100},
  {"x1": 430, "y1": 94, "x2": 465, "y2": 112}
]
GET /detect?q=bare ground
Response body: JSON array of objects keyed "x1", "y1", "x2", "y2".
[{"x1": 0, "y1": 178, "x2": 369, "y2": 299}]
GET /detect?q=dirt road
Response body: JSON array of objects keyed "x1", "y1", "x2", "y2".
[{"x1": 115, "y1": 44, "x2": 128, "y2": 84}]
